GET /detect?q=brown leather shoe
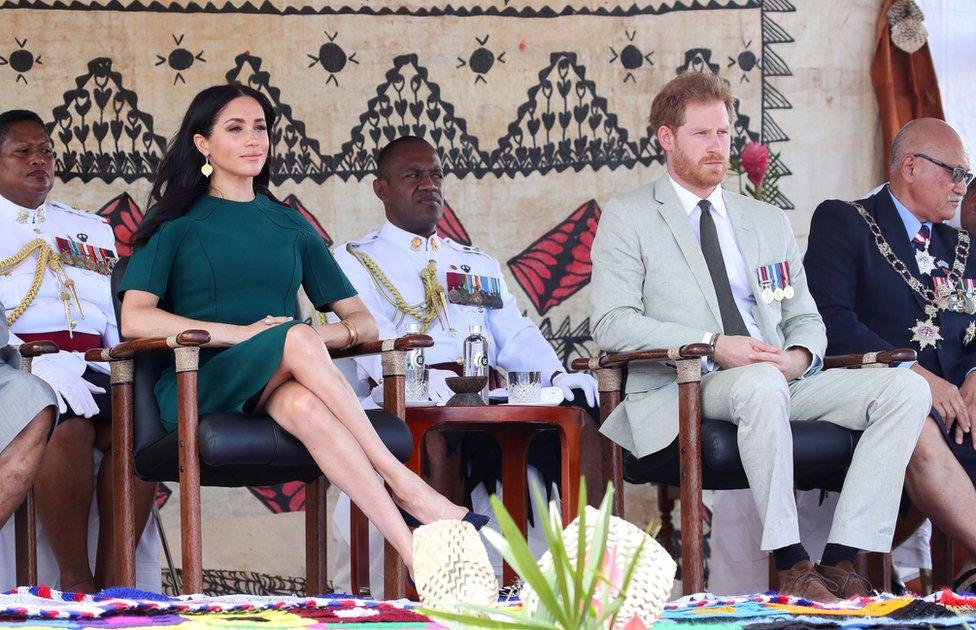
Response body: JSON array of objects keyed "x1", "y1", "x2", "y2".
[
  {"x1": 777, "y1": 560, "x2": 840, "y2": 603},
  {"x1": 815, "y1": 561, "x2": 874, "y2": 599}
]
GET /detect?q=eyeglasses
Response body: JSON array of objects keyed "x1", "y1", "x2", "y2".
[{"x1": 913, "y1": 153, "x2": 975, "y2": 185}]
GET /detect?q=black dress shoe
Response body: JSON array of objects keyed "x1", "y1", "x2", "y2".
[{"x1": 398, "y1": 507, "x2": 490, "y2": 531}]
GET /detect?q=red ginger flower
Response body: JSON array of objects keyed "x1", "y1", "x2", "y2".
[{"x1": 739, "y1": 141, "x2": 771, "y2": 189}]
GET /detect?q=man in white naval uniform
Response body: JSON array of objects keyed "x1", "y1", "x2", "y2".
[
  {"x1": 329, "y1": 136, "x2": 600, "y2": 588},
  {"x1": 0, "y1": 109, "x2": 158, "y2": 592}
]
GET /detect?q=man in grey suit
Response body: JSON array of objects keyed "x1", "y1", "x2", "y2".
[
  {"x1": 0, "y1": 299, "x2": 56, "y2": 528},
  {"x1": 590, "y1": 72, "x2": 931, "y2": 600}
]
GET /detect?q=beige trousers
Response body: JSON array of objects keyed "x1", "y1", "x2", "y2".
[{"x1": 701, "y1": 363, "x2": 930, "y2": 552}]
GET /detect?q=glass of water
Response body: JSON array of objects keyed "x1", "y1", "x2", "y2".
[
  {"x1": 507, "y1": 371, "x2": 542, "y2": 403},
  {"x1": 406, "y1": 365, "x2": 430, "y2": 402}
]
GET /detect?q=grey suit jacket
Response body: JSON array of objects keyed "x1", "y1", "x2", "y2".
[
  {"x1": 0, "y1": 299, "x2": 20, "y2": 369},
  {"x1": 590, "y1": 175, "x2": 827, "y2": 458}
]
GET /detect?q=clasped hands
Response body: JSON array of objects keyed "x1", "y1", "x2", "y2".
[{"x1": 713, "y1": 334, "x2": 812, "y2": 382}]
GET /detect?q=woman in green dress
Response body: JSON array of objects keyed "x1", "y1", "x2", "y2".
[{"x1": 118, "y1": 85, "x2": 484, "y2": 576}]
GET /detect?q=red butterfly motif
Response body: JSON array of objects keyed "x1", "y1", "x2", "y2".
[
  {"x1": 507, "y1": 199, "x2": 602, "y2": 315},
  {"x1": 96, "y1": 192, "x2": 145, "y2": 257},
  {"x1": 247, "y1": 481, "x2": 307, "y2": 514},
  {"x1": 436, "y1": 202, "x2": 472, "y2": 245},
  {"x1": 282, "y1": 194, "x2": 334, "y2": 247}
]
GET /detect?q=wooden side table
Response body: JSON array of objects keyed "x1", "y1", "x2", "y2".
[{"x1": 404, "y1": 404, "x2": 585, "y2": 585}]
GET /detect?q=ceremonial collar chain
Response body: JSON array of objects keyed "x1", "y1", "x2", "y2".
[{"x1": 852, "y1": 201, "x2": 971, "y2": 349}]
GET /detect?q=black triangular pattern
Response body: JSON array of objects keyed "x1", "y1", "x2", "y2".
[
  {"x1": 760, "y1": 47, "x2": 791, "y2": 77},
  {"x1": 762, "y1": 0, "x2": 796, "y2": 12},
  {"x1": 491, "y1": 52, "x2": 641, "y2": 176},
  {"x1": 761, "y1": 13, "x2": 794, "y2": 43},
  {"x1": 759, "y1": 5, "x2": 793, "y2": 209},
  {"x1": 0, "y1": 0, "x2": 760, "y2": 17},
  {"x1": 762, "y1": 83, "x2": 791, "y2": 109},
  {"x1": 331, "y1": 54, "x2": 489, "y2": 180},
  {"x1": 226, "y1": 53, "x2": 328, "y2": 185},
  {"x1": 48, "y1": 58, "x2": 167, "y2": 183},
  {"x1": 536, "y1": 316, "x2": 594, "y2": 366},
  {"x1": 768, "y1": 153, "x2": 792, "y2": 178}
]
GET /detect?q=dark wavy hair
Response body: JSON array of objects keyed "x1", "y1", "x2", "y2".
[{"x1": 130, "y1": 84, "x2": 280, "y2": 245}]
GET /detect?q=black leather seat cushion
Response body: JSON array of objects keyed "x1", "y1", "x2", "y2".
[{"x1": 624, "y1": 417, "x2": 861, "y2": 492}]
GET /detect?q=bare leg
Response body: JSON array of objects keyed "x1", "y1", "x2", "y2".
[
  {"x1": 0, "y1": 407, "x2": 54, "y2": 527},
  {"x1": 905, "y1": 418, "x2": 976, "y2": 564},
  {"x1": 264, "y1": 381, "x2": 416, "y2": 570},
  {"x1": 91, "y1": 421, "x2": 157, "y2": 589},
  {"x1": 256, "y1": 325, "x2": 466, "y2": 524},
  {"x1": 34, "y1": 417, "x2": 98, "y2": 592}
]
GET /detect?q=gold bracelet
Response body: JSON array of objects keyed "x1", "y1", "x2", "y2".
[{"x1": 339, "y1": 320, "x2": 359, "y2": 349}]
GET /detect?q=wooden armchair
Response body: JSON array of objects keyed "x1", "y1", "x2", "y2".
[
  {"x1": 14, "y1": 339, "x2": 60, "y2": 586},
  {"x1": 572, "y1": 344, "x2": 917, "y2": 595},
  {"x1": 85, "y1": 330, "x2": 432, "y2": 598}
]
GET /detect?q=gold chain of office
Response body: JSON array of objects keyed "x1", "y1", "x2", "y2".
[
  {"x1": 850, "y1": 201, "x2": 969, "y2": 306},
  {"x1": 0, "y1": 238, "x2": 82, "y2": 327},
  {"x1": 346, "y1": 244, "x2": 445, "y2": 333}
]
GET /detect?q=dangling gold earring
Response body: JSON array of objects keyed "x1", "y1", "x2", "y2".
[{"x1": 201, "y1": 155, "x2": 213, "y2": 178}]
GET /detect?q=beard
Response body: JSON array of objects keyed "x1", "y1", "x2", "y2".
[{"x1": 670, "y1": 141, "x2": 728, "y2": 191}]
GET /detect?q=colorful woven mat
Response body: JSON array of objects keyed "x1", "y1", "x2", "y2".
[{"x1": 659, "y1": 589, "x2": 976, "y2": 627}]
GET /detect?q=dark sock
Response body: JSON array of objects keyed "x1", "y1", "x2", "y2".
[
  {"x1": 773, "y1": 543, "x2": 810, "y2": 571},
  {"x1": 820, "y1": 543, "x2": 858, "y2": 567}
]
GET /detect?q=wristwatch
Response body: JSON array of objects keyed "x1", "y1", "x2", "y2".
[{"x1": 707, "y1": 332, "x2": 720, "y2": 355}]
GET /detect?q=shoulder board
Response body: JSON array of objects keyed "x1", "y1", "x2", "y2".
[
  {"x1": 345, "y1": 231, "x2": 381, "y2": 249},
  {"x1": 443, "y1": 238, "x2": 487, "y2": 255},
  {"x1": 48, "y1": 201, "x2": 108, "y2": 223}
]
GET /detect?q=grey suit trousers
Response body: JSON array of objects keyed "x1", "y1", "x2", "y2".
[{"x1": 701, "y1": 362, "x2": 930, "y2": 552}]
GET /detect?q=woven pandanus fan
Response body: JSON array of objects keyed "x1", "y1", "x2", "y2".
[
  {"x1": 520, "y1": 506, "x2": 676, "y2": 628},
  {"x1": 412, "y1": 520, "x2": 498, "y2": 614}
]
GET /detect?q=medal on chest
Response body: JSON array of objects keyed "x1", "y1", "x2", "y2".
[
  {"x1": 965, "y1": 321, "x2": 976, "y2": 348},
  {"x1": 915, "y1": 248, "x2": 937, "y2": 275},
  {"x1": 910, "y1": 304, "x2": 942, "y2": 350}
]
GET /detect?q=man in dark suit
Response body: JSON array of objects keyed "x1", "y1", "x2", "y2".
[{"x1": 806, "y1": 117, "x2": 976, "y2": 592}]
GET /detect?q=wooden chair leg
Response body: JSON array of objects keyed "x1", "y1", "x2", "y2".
[
  {"x1": 111, "y1": 364, "x2": 137, "y2": 587},
  {"x1": 383, "y1": 539, "x2": 407, "y2": 600},
  {"x1": 858, "y1": 551, "x2": 892, "y2": 592},
  {"x1": 768, "y1": 554, "x2": 778, "y2": 591},
  {"x1": 349, "y1": 503, "x2": 370, "y2": 596},
  {"x1": 676, "y1": 360, "x2": 705, "y2": 595},
  {"x1": 175, "y1": 350, "x2": 203, "y2": 595},
  {"x1": 14, "y1": 491, "x2": 36, "y2": 586},
  {"x1": 595, "y1": 370, "x2": 624, "y2": 518},
  {"x1": 558, "y1": 412, "x2": 584, "y2": 527},
  {"x1": 305, "y1": 477, "x2": 328, "y2": 596},
  {"x1": 657, "y1": 485, "x2": 676, "y2": 558},
  {"x1": 931, "y1": 525, "x2": 953, "y2": 590}
]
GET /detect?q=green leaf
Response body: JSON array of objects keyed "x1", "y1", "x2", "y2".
[
  {"x1": 484, "y1": 494, "x2": 569, "y2": 627},
  {"x1": 418, "y1": 605, "x2": 556, "y2": 629}
]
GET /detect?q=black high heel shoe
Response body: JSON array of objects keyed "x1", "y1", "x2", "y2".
[{"x1": 397, "y1": 506, "x2": 491, "y2": 531}]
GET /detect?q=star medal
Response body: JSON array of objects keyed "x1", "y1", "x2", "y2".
[
  {"x1": 910, "y1": 305, "x2": 942, "y2": 350},
  {"x1": 966, "y1": 321, "x2": 976, "y2": 347},
  {"x1": 915, "y1": 248, "x2": 936, "y2": 275}
]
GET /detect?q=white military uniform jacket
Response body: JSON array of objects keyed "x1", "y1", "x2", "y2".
[
  {"x1": 333, "y1": 221, "x2": 564, "y2": 387},
  {"x1": 0, "y1": 193, "x2": 119, "y2": 369}
]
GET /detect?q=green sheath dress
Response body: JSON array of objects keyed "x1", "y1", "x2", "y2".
[{"x1": 118, "y1": 194, "x2": 356, "y2": 432}]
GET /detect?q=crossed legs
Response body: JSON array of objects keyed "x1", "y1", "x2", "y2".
[{"x1": 255, "y1": 324, "x2": 468, "y2": 572}]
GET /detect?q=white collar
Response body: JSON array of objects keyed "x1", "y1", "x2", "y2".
[
  {"x1": 0, "y1": 191, "x2": 45, "y2": 216},
  {"x1": 378, "y1": 220, "x2": 443, "y2": 253},
  {"x1": 668, "y1": 174, "x2": 728, "y2": 219}
]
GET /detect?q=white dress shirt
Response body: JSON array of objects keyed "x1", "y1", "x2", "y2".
[{"x1": 668, "y1": 175, "x2": 766, "y2": 342}]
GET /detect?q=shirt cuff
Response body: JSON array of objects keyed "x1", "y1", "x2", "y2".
[{"x1": 798, "y1": 354, "x2": 822, "y2": 379}]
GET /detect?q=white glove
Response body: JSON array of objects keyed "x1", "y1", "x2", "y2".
[
  {"x1": 428, "y1": 368, "x2": 456, "y2": 406},
  {"x1": 552, "y1": 372, "x2": 599, "y2": 407},
  {"x1": 30, "y1": 353, "x2": 105, "y2": 418}
]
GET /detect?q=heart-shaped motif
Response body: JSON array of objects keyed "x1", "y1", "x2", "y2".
[{"x1": 93, "y1": 88, "x2": 111, "y2": 111}]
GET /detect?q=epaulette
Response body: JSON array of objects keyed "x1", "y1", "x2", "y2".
[
  {"x1": 443, "y1": 237, "x2": 491, "y2": 258},
  {"x1": 344, "y1": 231, "x2": 381, "y2": 250},
  {"x1": 48, "y1": 201, "x2": 109, "y2": 223}
]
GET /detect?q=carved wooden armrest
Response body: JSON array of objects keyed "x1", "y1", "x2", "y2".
[
  {"x1": 18, "y1": 340, "x2": 60, "y2": 358},
  {"x1": 571, "y1": 342, "x2": 713, "y2": 372},
  {"x1": 823, "y1": 348, "x2": 916, "y2": 370},
  {"x1": 329, "y1": 333, "x2": 433, "y2": 359},
  {"x1": 83, "y1": 330, "x2": 211, "y2": 363}
]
